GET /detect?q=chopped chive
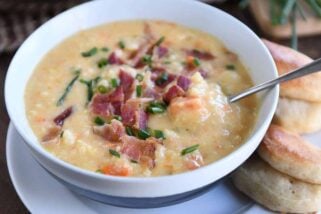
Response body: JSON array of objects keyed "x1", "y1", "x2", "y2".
[
  {"x1": 193, "y1": 57, "x2": 201, "y2": 67},
  {"x1": 146, "y1": 101, "x2": 167, "y2": 114},
  {"x1": 101, "y1": 47, "x2": 109, "y2": 52},
  {"x1": 130, "y1": 160, "x2": 138, "y2": 164},
  {"x1": 137, "y1": 129, "x2": 151, "y2": 140},
  {"x1": 81, "y1": 47, "x2": 98, "y2": 57},
  {"x1": 110, "y1": 78, "x2": 119, "y2": 88},
  {"x1": 136, "y1": 85, "x2": 142, "y2": 97},
  {"x1": 96, "y1": 169, "x2": 103, "y2": 173},
  {"x1": 142, "y1": 54, "x2": 152, "y2": 66},
  {"x1": 155, "y1": 72, "x2": 168, "y2": 86},
  {"x1": 163, "y1": 60, "x2": 171, "y2": 64},
  {"x1": 109, "y1": 149, "x2": 121, "y2": 158},
  {"x1": 97, "y1": 58, "x2": 108, "y2": 68},
  {"x1": 80, "y1": 76, "x2": 101, "y2": 103},
  {"x1": 154, "y1": 36, "x2": 165, "y2": 46},
  {"x1": 147, "y1": 106, "x2": 165, "y2": 114},
  {"x1": 113, "y1": 115, "x2": 122, "y2": 121},
  {"x1": 135, "y1": 73, "x2": 144, "y2": 82},
  {"x1": 97, "y1": 85, "x2": 108, "y2": 94},
  {"x1": 94, "y1": 117, "x2": 105, "y2": 126},
  {"x1": 153, "y1": 130, "x2": 165, "y2": 139},
  {"x1": 126, "y1": 126, "x2": 135, "y2": 136},
  {"x1": 72, "y1": 69, "x2": 81, "y2": 75},
  {"x1": 60, "y1": 131, "x2": 64, "y2": 138},
  {"x1": 226, "y1": 64, "x2": 235, "y2": 70},
  {"x1": 181, "y1": 144, "x2": 199, "y2": 156},
  {"x1": 56, "y1": 72, "x2": 80, "y2": 106},
  {"x1": 118, "y1": 40, "x2": 125, "y2": 49}
]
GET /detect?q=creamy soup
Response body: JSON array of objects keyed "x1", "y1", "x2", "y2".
[{"x1": 25, "y1": 20, "x2": 257, "y2": 177}]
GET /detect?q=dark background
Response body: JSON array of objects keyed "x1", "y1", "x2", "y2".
[{"x1": 1, "y1": 1, "x2": 320, "y2": 213}]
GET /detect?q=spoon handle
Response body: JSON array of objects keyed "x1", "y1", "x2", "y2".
[{"x1": 228, "y1": 57, "x2": 321, "y2": 103}]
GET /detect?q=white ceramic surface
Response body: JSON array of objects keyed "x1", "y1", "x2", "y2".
[
  {"x1": 7, "y1": 123, "x2": 274, "y2": 214},
  {"x1": 5, "y1": 0, "x2": 278, "y2": 198}
]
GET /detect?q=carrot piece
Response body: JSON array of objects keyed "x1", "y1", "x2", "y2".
[{"x1": 101, "y1": 164, "x2": 131, "y2": 176}]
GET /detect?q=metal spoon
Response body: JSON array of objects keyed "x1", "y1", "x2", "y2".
[{"x1": 228, "y1": 58, "x2": 321, "y2": 103}]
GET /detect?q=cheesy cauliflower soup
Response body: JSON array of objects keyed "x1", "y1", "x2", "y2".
[{"x1": 25, "y1": 21, "x2": 257, "y2": 177}]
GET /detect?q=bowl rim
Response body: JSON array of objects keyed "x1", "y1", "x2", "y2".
[{"x1": 5, "y1": 0, "x2": 279, "y2": 185}]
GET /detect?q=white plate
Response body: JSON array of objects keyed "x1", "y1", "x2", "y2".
[{"x1": 6, "y1": 122, "x2": 273, "y2": 214}]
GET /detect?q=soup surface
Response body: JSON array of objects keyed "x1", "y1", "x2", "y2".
[{"x1": 25, "y1": 20, "x2": 257, "y2": 177}]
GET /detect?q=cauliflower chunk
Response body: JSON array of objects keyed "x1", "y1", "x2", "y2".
[
  {"x1": 188, "y1": 72, "x2": 208, "y2": 97},
  {"x1": 168, "y1": 96, "x2": 210, "y2": 128}
]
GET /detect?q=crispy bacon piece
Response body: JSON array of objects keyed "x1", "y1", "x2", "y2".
[
  {"x1": 143, "y1": 88, "x2": 162, "y2": 99},
  {"x1": 121, "y1": 99, "x2": 148, "y2": 130},
  {"x1": 53, "y1": 106, "x2": 73, "y2": 126},
  {"x1": 131, "y1": 42, "x2": 154, "y2": 68},
  {"x1": 184, "y1": 152, "x2": 204, "y2": 170},
  {"x1": 185, "y1": 49, "x2": 215, "y2": 60},
  {"x1": 163, "y1": 85, "x2": 185, "y2": 103},
  {"x1": 119, "y1": 70, "x2": 134, "y2": 100},
  {"x1": 130, "y1": 23, "x2": 156, "y2": 67},
  {"x1": 120, "y1": 135, "x2": 156, "y2": 168},
  {"x1": 91, "y1": 87, "x2": 124, "y2": 116},
  {"x1": 157, "y1": 46, "x2": 168, "y2": 58},
  {"x1": 93, "y1": 119, "x2": 125, "y2": 142},
  {"x1": 108, "y1": 52, "x2": 123, "y2": 65},
  {"x1": 198, "y1": 68, "x2": 208, "y2": 78},
  {"x1": 177, "y1": 75, "x2": 191, "y2": 91},
  {"x1": 143, "y1": 22, "x2": 156, "y2": 41},
  {"x1": 41, "y1": 125, "x2": 62, "y2": 142}
]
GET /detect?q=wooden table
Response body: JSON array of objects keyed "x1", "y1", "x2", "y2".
[{"x1": 1, "y1": 2, "x2": 321, "y2": 213}]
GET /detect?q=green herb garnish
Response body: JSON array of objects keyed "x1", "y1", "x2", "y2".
[
  {"x1": 81, "y1": 47, "x2": 98, "y2": 57},
  {"x1": 97, "y1": 58, "x2": 108, "y2": 68},
  {"x1": 130, "y1": 160, "x2": 138, "y2": 164},
  {"x1": 154, "y1": 36, "x2": 165, "y2": 46},
  {"x1": 80, "y1": 76, "x2": 101, "y2": 103},
  {"x1": 240, "y1": 0, "x2": 321, "y2": 50},
  {"x1": 60, "y1": 131, "x2": 64, "y2": 138},
  {"x1": 109, "y1": 149, "x2": 121, "y2": 158},
  {"x1": 181, "y1": 144, "x2": 199, "y2": 156},
  {"x1": 136, "y1": 85, "x2": 142, "y2": 97},
  {"x1": 118, "y1": 40, "x2": 125, "y2": 49},
  {"x1": 56, "y1": 71, "x2": 80, "y2": 106},
  {"x1": 193, "y1": 57, "x2": 201, "y2": 67},
  {"x1": 135, "y1": 73, "x2": 144, "y2": 82},
  {"x1": 94, "y1": 117, "x2": 105, "y2": 126},
  {"x1": 97, "y1": 85, "x2": 108, "y2": 94},
  {"x1": 126, "y1": 126, "x2": 135, "y2": 136},
  {"x1": 155, "y1": 72, "x2": 168, "y2": 86},
  {"x1": 137, "y1": 129, "x2": 151, "y2": 140},
  {"x1": 96, "y1": 169, "x2": 103, "y2": 173},
  {"x1": 101, "y1": 47, "x2": 109, "y2": 52},
  {"x1": 147, "y1": 106, "x2": 165, "y2": 114},
  {"x1": 142, "y1": 54, "x2": 152, "y2": 67},
  {"x1": 153, "y1": 130, "x2": 165, "y2": 139},
  {"x1": 110, "y1": 78, "x2": 119, "y2": 88},
  {"x1": 113, "y1": 115, "x2": 122, "y2": 121},
  {"x1": 146, "y1": 101, "x2": 167, "y2": 114},
  {"x1": 163, "y1": 60, "x2": 171, "y2": 64},
  {"x1": 226, "y1": 64, "x2": 236, "y2": 70}
]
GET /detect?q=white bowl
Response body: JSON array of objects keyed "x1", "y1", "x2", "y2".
[{"x1": 5, "y1": 0, "x2": 278, "y2": 208}]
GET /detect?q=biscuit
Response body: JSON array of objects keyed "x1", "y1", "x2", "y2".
[
  {"x1": 274, "y1": 97, "x2": 321, "y2": 134},
  {"x1": 258, "y1": 124, "x2": 321, "y2": 184},
  {"x1": 262, "y1": 39, "x2": 321, "y2": 102},
  {"x1": 232, "y1": 155, "x2": 321, "y2": 213}
]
